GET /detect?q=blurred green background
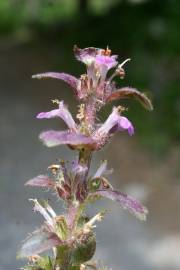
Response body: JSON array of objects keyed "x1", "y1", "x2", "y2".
[
  {"x1": 1, "y1": 1, "x2": 180, "y2": 270},
  {"x1": 0, "y1": 0, "x2": 179, "y2": 153}
]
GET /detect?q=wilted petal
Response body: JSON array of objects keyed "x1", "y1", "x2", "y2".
[
  {"x1": 97, "y1": 107, "x2": 134, "y2": 136},
  {"x1": 72, "y1": 160, "x2": 88, "y2": 176},
  {"x1": 39, "y1": 130, "x2": 95, "y2": 148},
  {"x1": 106, "y1": 87, "x2": 153, "y2": 111},
  {"x1": 17, "y1": 230, "x2": 61, "y2": 258},
  {"x1": 45, "y1": 204, "x2": 57, "y2": 218},
  {"x1": 30, "y1": 199, "x2": 54, "y2": 227},
  {"x1": 93, "y1": 160, "x2": 108, "y2": 178},
  {"x1": 92, "y1": 190, "x2": 148, "y2": 221},
  {"x1": 25, "y1": 175, "x2": 55, "y2": 188},
  {"x1": 37, "y1": 101, "x2": 77, "y2": 131},
  {"x1": 74, "y1": 45, "x2": 99, "y2": 65},
  {"x1": 71, "y1": 160, "x2": 88, "y2": 184},
  {"x1": 32, "y1": 72, "x2": 78, "y2": 94}
]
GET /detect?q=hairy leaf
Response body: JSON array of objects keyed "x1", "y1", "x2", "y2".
[
  {"x1": 106, "y1": 87, "x2": 153, "y2": 111},
  {"x1": 91, "y1": 189, "x2": 148, "y2": 221},
  {"x1": 25, "y1": 175, "x2": 55, "y2": 188},
  {"x1": 32, "y1": 72, "x2": 78, "y2": 94},
  {"x1": 17, "y1": 230, "x2": 62, "y2": 258}
]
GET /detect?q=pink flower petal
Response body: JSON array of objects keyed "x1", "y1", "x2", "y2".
[
  {"x1": 95, "y1": 55, "x2": 118, "y2": 70},
  {"x1": 97, "y1": 107, "x2": 134, "y2": 136},
  {"x1": 39, "y1": 130, "x2": 95, "y2": 148},
  {"x1": 37, "y1": 101, "x2": 77, "y2": 131}
]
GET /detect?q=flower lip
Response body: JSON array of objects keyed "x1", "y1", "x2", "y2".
[
  {"x1": 36, "y1": 101, "x2": 77, "y2": 131},
  {"x1": 39, "y1": 130, "x2": 96, "y2": 149},
  {"x1": 110, "y1": 116, "x2": 135, "y2": 136},
  {"x1": 96, "y1": 107, "x2": 134, "y2": 137},
  {"x1": 95, "y1": 55, "x2": 118, "y2": 70}
]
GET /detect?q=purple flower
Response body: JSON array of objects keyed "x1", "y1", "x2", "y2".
[
  {"x1": 33, "y1": 46, "x2": 153, "y2": 112},
  {"x1": 95, "y1": 55, "x2": 118, "y2": 70},
  {"x1": 95, "y1": 55, "x2": 118, "y2": 82},
  {"x1": 37, "y1": 103, "x2": 133, "y2": 151},
  {"x1": 37, "y1": 101, "x2": 77, "y2": 131},
  {"x1": 95, "y1": 106, "x2": 134, "y2": 137}
]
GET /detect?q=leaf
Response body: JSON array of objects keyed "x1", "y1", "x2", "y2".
[
  {"x1": 38, "y1": 256, "x2": 54, "y2": 270},
  {"x1": 106, "y1": 87, "x2": 153, "y2": 111},
  {"x1": 17, "y1": 230, "x2": 62, "y2": 258},
  {"x1": 25, "y1": 175, "x2": 55, "y2": 188},
  {"x1": 91, "y1": 190, "x2": 148, "y2": 221},
  {"x1": 32, "y1": 72, "x2": 78, "y2": 94}
]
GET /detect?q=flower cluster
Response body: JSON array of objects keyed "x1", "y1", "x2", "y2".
[{"x1": 18, "y1": 46, "x2": 153, "y2": 270}]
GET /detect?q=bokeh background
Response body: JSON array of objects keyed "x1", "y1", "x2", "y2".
[{"x1": 0, "y1": 0, "x2": 180, "y2": 269}]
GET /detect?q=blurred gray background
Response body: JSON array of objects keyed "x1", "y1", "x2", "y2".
[{"x1": 0, "y1": 0, "x2": 180, "y2": 269}]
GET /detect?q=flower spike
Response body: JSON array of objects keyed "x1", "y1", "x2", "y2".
[{"x1": 19, "y1": 46, "x2": 153, "y2": 270}]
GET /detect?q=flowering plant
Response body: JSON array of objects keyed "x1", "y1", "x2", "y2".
[{"x1": 18, "y1": 46, "x2": 153, "y2": 270}]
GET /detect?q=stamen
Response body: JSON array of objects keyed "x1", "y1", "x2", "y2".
[
  {"x1": 48, "y1": 164, "x2": 60, "y2": 175},
  {"x1": 118, "y1": 58, "x2": 131, "y2": 69},
  {"x1": 117, "y1": 105, "x2": 128, "y2": 113},
  {"x1": 51, "y1": 99, "x2": 60, "y2": 105},
  {"x1": 100, "y1": 46, "x2": 111, "y2": 56},
  {"x1": 77, "y1": 104, "x2": 85, "y2": 121}
]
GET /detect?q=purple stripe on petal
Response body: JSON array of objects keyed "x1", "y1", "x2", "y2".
[
  {"x1": 17, "y1": 230, "x2": 62, "y2": 258},
  {"x1": 37, "y1": 101, "x2": 77, "y2": 131},
  {"x1": 39, "y1": 130, "x2": 95, "y2": 148},
  {"x1": 32, "y1": 72, "x2": 79, "y2": 94},
  {"x1": 25, "y1": 175, "x2": 55, "y2": 188},
  {"x1": 92, "y1": 190, "x2": 148, "y2": 221}
]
